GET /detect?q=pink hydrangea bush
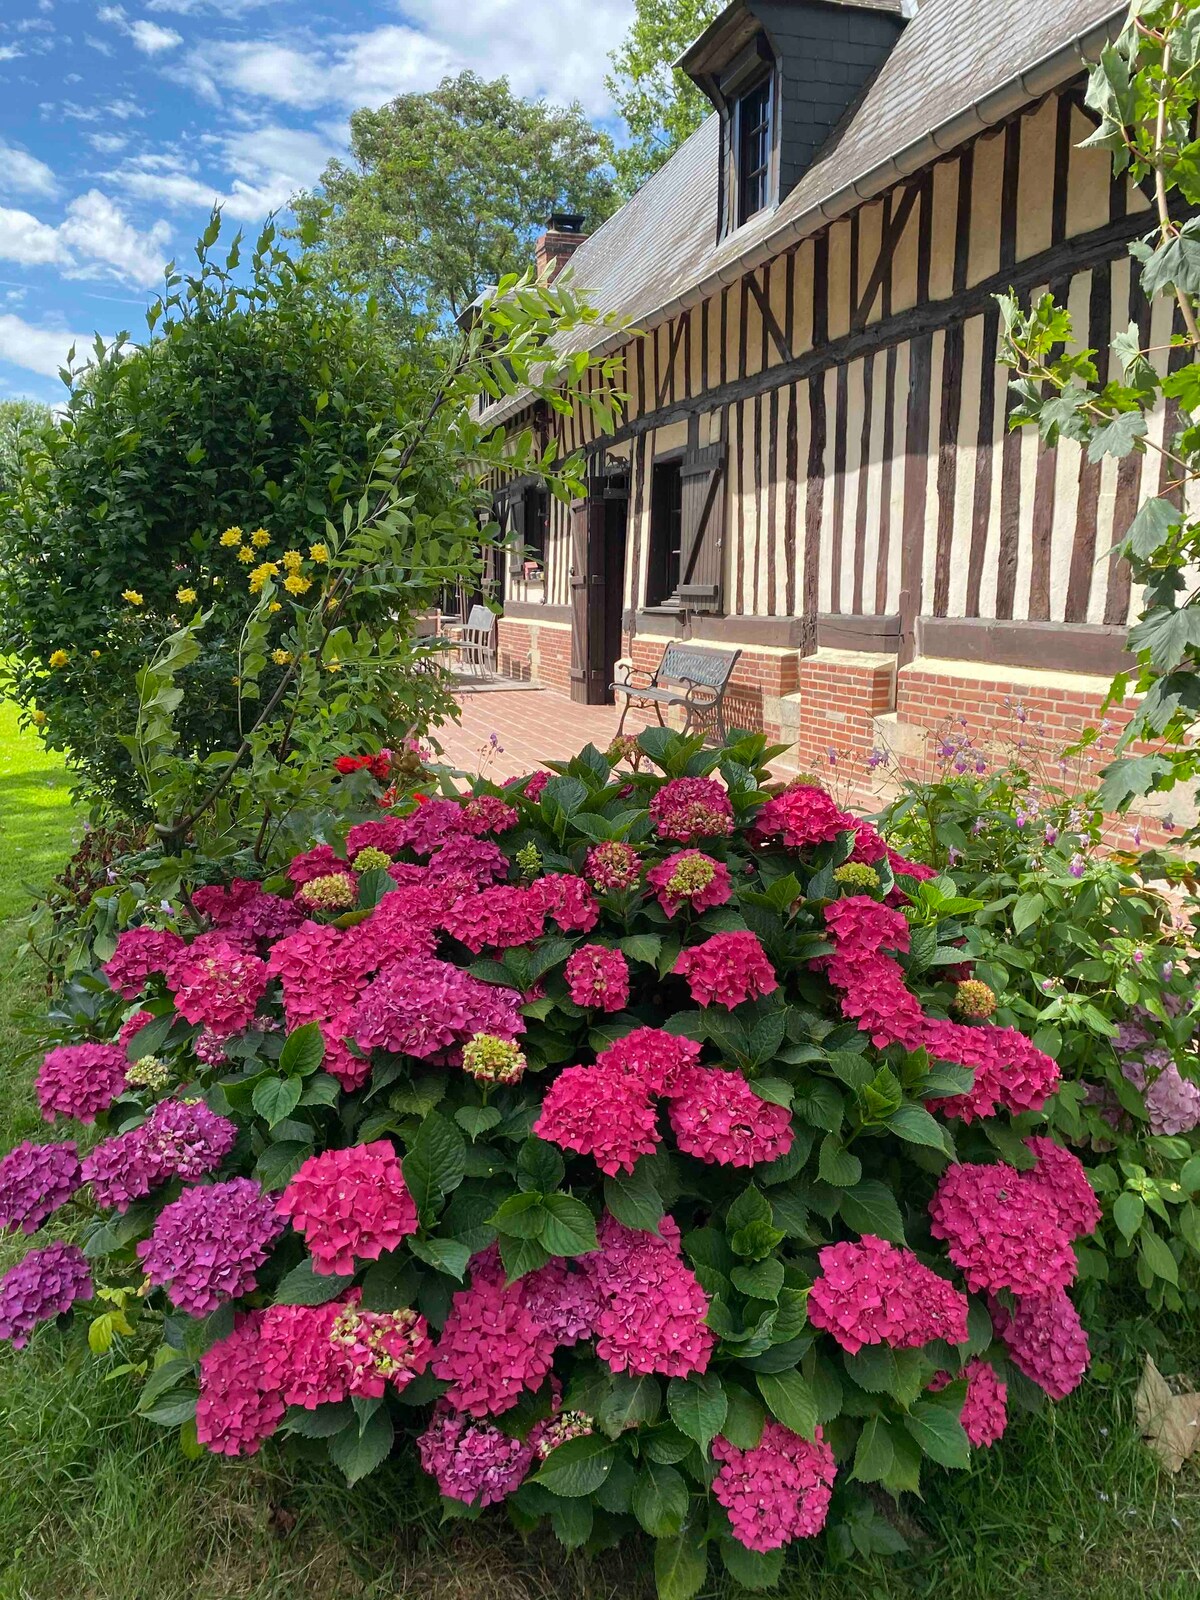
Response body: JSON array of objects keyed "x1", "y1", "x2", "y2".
[{"x1": 0, "y1": 731, "x2": 1107, "y2": 1589}]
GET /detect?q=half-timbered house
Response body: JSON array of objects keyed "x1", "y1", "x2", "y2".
[{"x1": 487, "y1": 0, "x2": 1179, "y2": 801}]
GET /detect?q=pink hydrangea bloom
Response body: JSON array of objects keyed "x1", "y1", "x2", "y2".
[
  {"x1": 428, "y1": 834, "x2": 509, "y2": 889},
  {"x1": 191, "y1": 879, "x2": 264, "y2": 926},
  {"x1": 712, "y1": 1422, "x2": 836, "y2": 1551},
  {"x1": 0, "y1": 1240, "x2": 92, "y2": 1349},
  {"x1": 83, "y1": 1097, "x2": 237, "y2": 1212},
  {"x1": 104, "y1": 926, "x2": 184, "y2": 999},
  {"x1": 258, "y1": 1302, "x2": 346, "y2": 1408},
  {"x1": 390, "y1": 798, "x2": 473, "y2": 857},
  {"x1": 329, "y1": 1303, "x2": 433, "y2": 1397},
  {"x1": 227, "y1": 892, "x2": 306, "y2": 949},
  {"x1": 137, "y1": 1177, "x2": 284, "y2": 1314},
  {"x1": 460, "y1": 793, "x2": 520, "y2": 836},
  {"x1": 887, "y1": 848, "x2": 937, "y2": 884},
  {"x1": 0, "y1": 1140, "x2": 80, "y2": 1234},
  {"x1": 646, "y1": 851, "x2": 733, "y2": 917},
  {"x1": 521, "y1": 1259, "x2": 601, "y2": 1346},
  {"x1": 277, "y1": 1141, "x2": 419, "y2": 1275},
  {"x1": 532, "y1": 873, "x2": 600, "y2": 933},
  {"x1": 754, "y1": 782, "x2": 856, "y2": 848},
  {"x1": 37, "y1": 1041, "x2": 127, "y2": 1124},
  {"x1": 1143, "y1": 1061, "x2": 1200, "y2": 1135},
  {"x1": 807, "y1": 1235, "x2": 969, "y2": 1354},
  {"x1": 1021, "y1": 1136, "x2": 1101, "y2": 1239},
  {"x1": 924, "y1": 1022, "x2": 1061, "y2": 1123},
  {"x1": 534, "y1": 1064, "x2": 660, "y2": 1175},
  {"x1": 443, "y1": 885, "x2": 547, "y2": 952},
  {"x1": 353, "y1": 957, "x2": 524, "y2": 1062},
  {"x1": 666, "y1": 1065, "x2": 794, "y2": 1167},
  {"x1": 584, "y1": 1215, "x2": 714, "y2": 1378},
  {"x1": 565, "y1": 945, "x2": 630, "y2": 1011},
  {"x1": 849, "y1": 820, "x2": 889, "y2": 864},
  {"x1": 595, "y1": 1027, "x2": 702, "y2": 1097},
  {"x1": 196, "y1": 1310, "x2": 286, "y2": 1456},
  {"x1": 165, "y1": 935, "x2": 269, "y2": 1036},
  {"x1": 118, "y1": 1009, "x2": 155, "y2": 1049},
  {"x1": 649, "y1": 777, "x2": 734, "y2": 842},
  {"x1": 505, "y1": 769, "x2": 549, "y2": 802},
  {"x1": 345, "y1": 817, "x2": 412, "y2": 858},
  {"x1": 433, "y1": 1250, "x2": 558, "y2": 1416},
  {"x1": 823, "y1": 895, "x2": 911, "y2": 962},
  {"x1": 930, "y1": 1360, "x2": 1008, "y2": 1448},
  {"x1": 418, "y1": 1404, "x2": 537, "y2": 1506},
  {"x1": 990, "y1": 1288, "x2": 1090, "y2": 1400},
  {"x1": 675, "y1": 931, "x2": 777, "y2": 1009},
  {"x1": 928, "y1": 1162, "x2": 1078, "y2": 1299},
  {"x1": 286, "y1": 843, "x2": 345, "y2": 887},
  {"x1": 586, "y1": 842, "x2": 641, "y2": 892}
]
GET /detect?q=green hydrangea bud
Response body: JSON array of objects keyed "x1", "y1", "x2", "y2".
[
  {"x1": 127, "y1": 1055, "x2": 171, "y2": 1091},
  {"x1": 351, "y1": 847, "x2": 393, "y2": 873},
  {"x1": 833, "y1": 862, "x2": 881, "y2": 892},
  {"x1": 461, "y1": 1033, "x2": 527, "y2": 1085},
  {"x1": 516, "y1": 842, "x2": 543, "y2": 882},
  {"x1": 954, "y1": 979, "x2": 997, "y2": 1020},
  {"x1": 297, "y1": 872, "x2": 356, "y2": 911}
]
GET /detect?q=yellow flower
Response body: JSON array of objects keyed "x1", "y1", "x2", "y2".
[
  {"x1": 176, "y1": 587, "x2": 197, "y2": 605},
  {"x1": 31, "y1": 709, "x2": 46, "y2": 726},
  {"x1": 308, "y1": 542, "x2": 329, "y2": 564},
  {"x1": 236, "y1": 546, "x2": 255, "y2": 565},
  {"x1": 326, "y1": 658, "x2": 342, "y2": 673},
  {"x1": 271, "y1": 648, "x2": 293, "y2": 665},
  {"x1": 232, "y1": 675, "x2": 241, "y2": 686},
  {"x1": 284, "y1": 573, "x2": 312, "y2": 596},
  {"x1": 219, "y1": 527, "x2": 243, "y2": 547},
  {"x1": 48, "y1": 649, "x2": 69, "y2": 669},
  {"x1": 282, "y1": 549, "x2": 303, "y2": 572},
  {"x1": 248, "y1": 562, "x2": 279, "y2": 595},
  {"x1": 251, "y1": 527, "x2": 271, "y2": 548},
  {"x1": 268, "y1": 601, "x2": 282, "y2": 614},
  {"x1": 91, "y1": 650, "x2": 100, "y2": 659},
  {"x1": 122, "y1": 590, "x2": 143, "y2": 606}
]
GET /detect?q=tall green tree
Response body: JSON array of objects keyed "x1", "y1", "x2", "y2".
[
  {"x1": 297, "y1": 71, "x2": 618, "y2": 326},
  {"x1": 606, "y1": 0, "x2": 720, "y2": 198},
  {"x1": 0, "y1": 399, "x2": 51, "y2": 492}
]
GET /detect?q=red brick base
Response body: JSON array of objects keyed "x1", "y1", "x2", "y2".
[{"x1": 497, "y1": 618, "x2": 571, "y2": 694}]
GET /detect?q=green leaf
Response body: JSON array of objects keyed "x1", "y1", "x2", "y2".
[
  {"x1": 284, "y1": 1401, "x2": 356, "y2": 1438},
  {"x1": 726, "y1": 1185, "x2": 772, "y2": 1232},
  {"x1": 455, "y1": 1106, "x2": 502, "y2": 1140},
  {"x1": 731, "y1": 1259, "x2": 783, "y2": 1302},
  {"x1": 500, "y1": 1233, "x2": 551, "y2": 1282},
  {"x1": 1012, "y1": 891, "x2": 1046, "y2": 934},
  {"x1": 903, "y1": 1397, "x2": 971, "y2": 1470},
  {"x1": 844, "y1": 1345, "x2": 927, "y2": 1405},
  {"x1": 720, "y1": 1540, "x2": 784, "y2": 1591},
  {"x1": 1140, "y1": 1228, "x2": 1179, "y2": 1286},
  {"x1": 489, "y1": 1191, "x2": 548, "y2": 1240},
  {"x1": 818, "y1": 1133, "x2": 862, "y2": 1186},
  {"x1": 604, "y1": 1163, "x2": 663, "y2": 1233},
  {"x1": 252, "y1": 1075, "x2": 302, "y2": 1127},
  {"x1": 1122, "y1": 495, "x2": 1181, "y2": 559},
  {"x1": 654, "y1": 1534, "x2": 707, "y2": 1600},
  {"x1": 620, "y1": 933, "x2": 663, "y2": 965},
  {"x1": 539, "y1": 1193, "x2": 599, "y2": 1257},
  {"x1": 886, "y1": 1103, "x2": 951, "y2": 1152},
  {"x1": 402, "y1": 1111, "x2": 466, "y2": 1219},
  {"x1": 517, "y1": 1137, "x2": 565, "y2": 1194},
  {"x1": 852, "y1": 1415, "x2": 895, "y2": 1484},
  {"x1": 756, "y1": 1370, "x2": 818, "y2": 1440},
  {"x1": 839, "y1": 1179, "x2": 906, "y2": 1243},
  {"x1": 532, "y1": 1432, "x2": 618, "y2": 1497},
  {"x1": 327, "y1": 1406, "x2": 394, "y2": 1485},
  {"x1": 255, "y1": 1138, "x2": 313, "y2": 1191},
  {"x1": 632, "y1": 1461, "x2": 688, "y2": 1538},
  {"x1": 598, "y1": 1373, "x2": 662, "y2": 1437},
  {"x1": 274, "y1": 1260, "x2": 354, "y2": 1307},
  {"x1": 720, "y1": 1385, "x2": 766, "y2": 1449},
  {"x1": 408, "y1": 1237, "x2": 471, "y2": 1280},
  {"x1": 1113, "y1": 1191, "x2": 1145, "y2": 1242},
  {"x1": 666, "y1": 1373, "x2": 727, "y2": 1452},
  {"x1": 549, "y1": 1496, "x2": 593, "y2": 1549},
  {"x1": 279, "y1": 1021, "x2": 325, "y2": 1077}
]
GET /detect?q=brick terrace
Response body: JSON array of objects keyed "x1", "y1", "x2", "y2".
[{"x1": 432, "y1": 685, "x2": 655, "y2": 782}]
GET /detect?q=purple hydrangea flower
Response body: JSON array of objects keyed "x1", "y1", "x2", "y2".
[
  {"x1": 0, "y1": 1241, "x2": 92, "y2": 1348},
  {"x1": 137, "y1": 1178, "x2": 283, "y2": 1314},
  {"x1": 82, "y1": 1098, "x2": 237, "y2": 1212},
  {"x1": 37, "y1": 1042, "x2": 128, "y2": 1124},
  {"x1": 0, "y1": 1141, "x2": 81, "y2": 1235}
]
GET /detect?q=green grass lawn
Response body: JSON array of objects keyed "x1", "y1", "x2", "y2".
[{"x1": 0, "y1": 707, "x2": 1197, "y2": 1600}]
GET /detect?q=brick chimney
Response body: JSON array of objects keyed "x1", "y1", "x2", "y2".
[{"x1": 535, "y1": 212, "x2": 587, "y2": 282}]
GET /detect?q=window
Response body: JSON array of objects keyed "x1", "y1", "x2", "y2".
[
  {"x1": 522, "y1": 484, "x2": 549, "y2": 562},
  {"x1": 735, "y1": 77, "x2": 773, "y2": 226},
  {"x1": 647, "y1": 459, "x2": 683, "y2": 605}
]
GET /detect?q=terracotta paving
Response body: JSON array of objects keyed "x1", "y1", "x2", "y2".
[{"x1": 431, "y1": 683, "x2": 655, "y2": 781}]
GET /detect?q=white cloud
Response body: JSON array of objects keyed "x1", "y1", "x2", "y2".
[
  {"x1": 0, "y1": 312, "x2": 90, "y2": 379},
  {"x1": 97, "y1": 3, "x2": 126, "y2": 21},
  {"x1": 0, "y1": 142, "x2": 59, "y2": 198},
  {"x1": 129, "y1": 18, "x2": 182, "y2": 52},
  {"x1": 0, "y1": 208, "x2": 65, "y2": 267},
  {"x1": 0, "y1": 46, "x2": 24, "y2": 62},
  {"x1": 0, "y1": 191, "x2": 170, "y2": 287},
  {"x1": 88, "y1": 132, "x2": 129, "y2": 154},
  {"x1": 116, "y1": 123, "x2": 336, "y2": 223}
]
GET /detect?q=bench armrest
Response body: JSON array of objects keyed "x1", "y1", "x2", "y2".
[{"x1": 616, "y1": 665, "x2": 657, "y2": 689}]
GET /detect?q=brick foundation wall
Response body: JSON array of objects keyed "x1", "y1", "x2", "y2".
[{"x1": 497, "y1": 618, "x2": 572, "y2": 694}]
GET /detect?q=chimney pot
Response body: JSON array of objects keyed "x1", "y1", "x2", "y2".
[{"x1": 535, "y1": 213, "x2": 588, "y2": 282}]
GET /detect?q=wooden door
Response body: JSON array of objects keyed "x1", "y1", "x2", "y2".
[{"x1": 569, "y1": 495, "x2": 610, "y2": 705}]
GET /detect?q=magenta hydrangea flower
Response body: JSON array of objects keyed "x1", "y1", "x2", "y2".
[
  {"x1": 0, "y1": 1141, "x2": 80, "y2": 1234},
  {"x1": 37, "y1": 1041, "x2": 128, "y2": 1124},
  {"x1": 712, "y1": 1422, "x2": 836, "y2": 1551},
  {"x1": 1021, "y1": 1136, "x2": 1102, "y2": 1239},
  {"x1": 930, "y1": 1360, "x2": 1008, "y2": 1448},
  {"x1": 1143, "y1": 1061, "x2": 1200, "y2": 1136},
  {"x1": 118, "y1": 1009, "x2": 155, "y2": 1049},
  {"x1": 433, "y1": 1250, "x2": 558, "y2": 1416},
  {"x1": 137, "y1": 1177, "x2": 284, "y2": 1314},
  {"x1": 534, "y1": 1064, "x2": 660, "y2": 1175},
  {"x1": 754, "y1": 783, "x2": 855, "y2": 848},
  {"x1": 990, "y1": 1288, "x2": 1090, "y2": 1400},
  {"x1": 443, "y1": 886, "x2": 547, "y2": 952},
  {"x1": 428, "y1": 834, "x2": 509, "y2": 889},
  {"x1": 191, "y1": 878, "x2": 264, "y2": 927},
  {"x1": 286, "y1": 843, "x2": 345, "y2": 887},
  {"x1": 329, "y1": 1303, "x2": 433, "y2": 1397},
  {"x1": 353, "y1": 957, "x2": 524, "y2": 1062},
  {"x1": 565, "y1": 945, "x2": 630, "y2": 1011},
  {"x1": 418, "y1": 1404, "x2": 537, "y2": 1506},
  {"x1": 646, "y1": 850, "x2": 733, "y2": 917},
  {"x1": 521, "y1": 1258, "x2": 601, "y2": 1346},
  {"x1": 823, "y1": 895, "x2": 911, "y2": 961},
  {"x1": 807, "y1": 1235, "x2": 969, "y2": 1354},
  {"x1": 460, "y1": 793, "x2": 520, "y2": 836},
  {"x1": 277, "y1": 1141, "x2": 419, "y2": 1275},
  {"x1": 196, "y1": 1309, "x2": 287, "y2": 1456},
  {"x1": 345, "y1": 816, "x2": 413, "y2": 858},
  {"x1": 585, "y1": 841, "x2": 641, "y2": 892},
  {"x1": 675, "y1": 931, "x2": 778, "y2": 1009},
  {"x1": 928, "y1": 1161, "x2": 1078, "y2": 1299},
  {"x1": 165, "y1": 934, "x2": 269, "y2": 1036},
  {"x1": 0, "y1": 1240, "x2": 92, "y2": 1348},
  {"x1": 103, "y1": 926, "x2": 184, "y2": 999},
  {"x1": 532, "y1": 873, "x2": 600, "y2": 933},
  {"x1": 595, "y1": 1027, "x2": 703, "y2": 1096},
  {"x1": 666, "y1": 1065, "x2": 793, "y2": 1167},
  {"x1": 649, "y1": 776, "x2": 734, "y2": 842},
  {"x1": 584, "y1": 1215, "x2": 714, "y2": 1378},
  {"x1": 258, "y1": 1301, "x2": 346, "y2": 1408},
  {"x1": 82, "y1": 1097, "x2": 237, "y2": 1212}
]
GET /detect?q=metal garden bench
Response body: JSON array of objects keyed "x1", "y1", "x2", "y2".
[{"x1": 612, "y1": 642, "x2": 742, "y2": 742}]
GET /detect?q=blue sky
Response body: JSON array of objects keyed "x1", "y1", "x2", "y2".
[{"x1": 0, "y1": 0, "x2": 634, "y2": 405}]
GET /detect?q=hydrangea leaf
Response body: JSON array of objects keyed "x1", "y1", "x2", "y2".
[
  {"x1": 653, "y1": 1532, "x2": 708, "y2": 1600},
  {"x1": 549, "y1": 1495, "x2": 593, "y2": 1549},
  {"x1": 538, "y1": 1194, "x2": 599, "y2": 1257},
  {"x1": 838, "y1": 1179, "x2": 907, "y2": 1244},
  {"x1": 604, "y1": 1164, "x2": 664, "y2": 1234},
  {"x1": 278, "y1": 1022, "x2": 326, "y2": 1078},
  {"x1": 756, "y1": 1369, "x2": 818, "y2": 1440},
  {"x1": 251, "y1": 1075, "x2": 302, "y2": 1127},
  {"x1": 327, "y1": 1406, "x2": 394, "y2": 1485},
  {"x1": 632, "y1": 1461, "x2": 689, "y2": 1538},
  {"x1": 902, "y1": 1397, "x2": 971, "y2": 1470},
  {"x1": 667, "y1": 1373, "x2": 727, "y2": 1452},
  {"x1": 597, "y1": 1372, "x2": 662, "y2": 1437},
  {"x1": 720, "y1": 1538, "x2": 785, "y2": 1591},
  {"x1": 274, "y1": 1259, "x2": 354, "y2": 1307},
  {"x1": 531, "y1": 1432, "x2": 618, "y2": 1497},
  {"x1": 719, "y1": 1383, "x2": 766, "y2": 1449}
]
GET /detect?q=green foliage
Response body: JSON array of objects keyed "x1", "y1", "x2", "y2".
[
  {"x1": 882, "y1": 765, "x2": 1200, "y2": 1316},
  {"x1": 997, "y1": 0, "x2": 1200, "y2": 833},
  {"x1": 605, "y1": 0, "x2": 720, "y2": 197},
  {"x1": 0, "y1": 399, "x2": 51, "y2": 494},
  {"x1": 297, "y1": 72, "x2": 619, "y2": 325}
]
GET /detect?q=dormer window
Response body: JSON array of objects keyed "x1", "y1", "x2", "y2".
[{"x1": 735, "y1": 76, "x2": 773, "y2": 224}]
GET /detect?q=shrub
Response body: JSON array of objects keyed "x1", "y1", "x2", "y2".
[
  {"x1": 0, "y1": 735, "x2": 1107, "y2": 1593},
  {"x1": 881, "y1": 760, "x2": 1200, "y2": 1317}
]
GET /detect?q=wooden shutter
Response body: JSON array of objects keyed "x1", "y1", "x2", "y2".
[
  {"x1": 676, "y1": 442, "x2": 726, "y2": 614},
  {"x1": 569, "y1": 496, "x2": 609, "y2": 704},
  {"x1": 506, "y1": 487, "x2": 526, "y2": 576}
]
